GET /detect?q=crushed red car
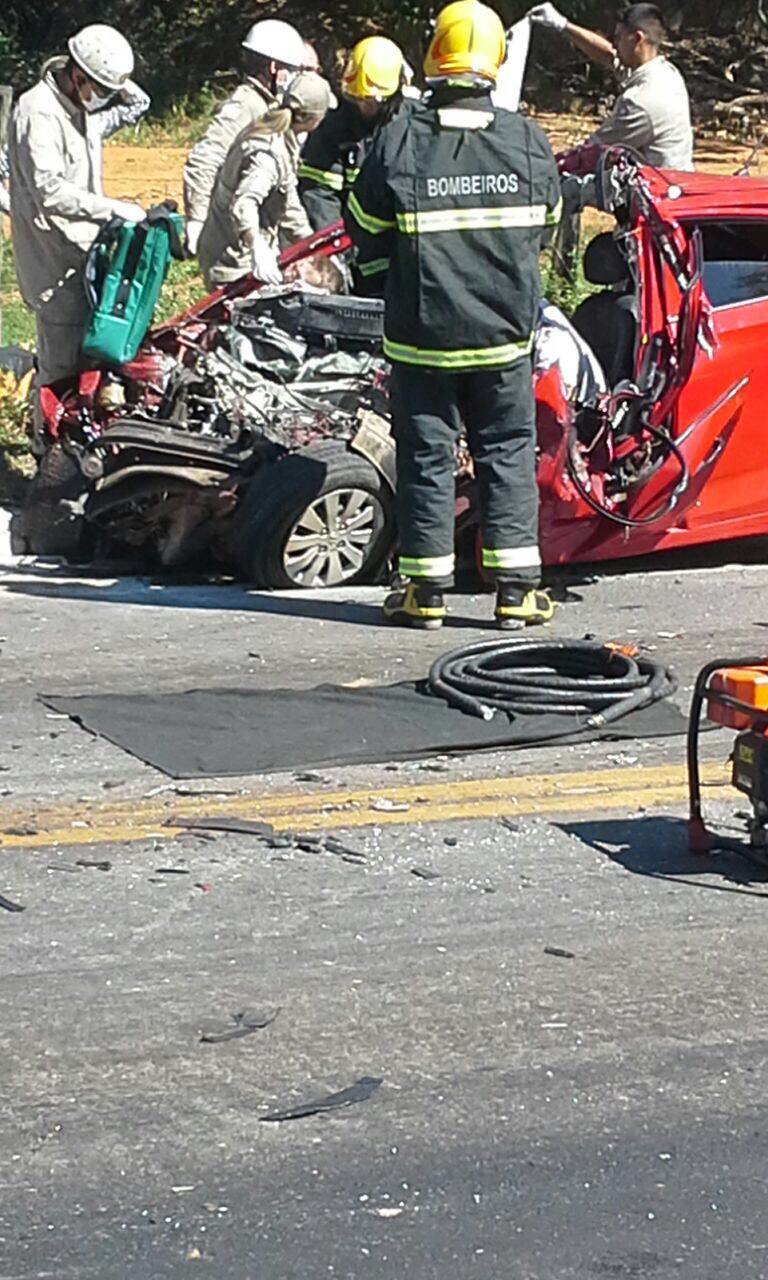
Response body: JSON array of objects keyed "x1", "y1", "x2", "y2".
[{"x1": 16, "y1": 149, "x2": 768, "y2": 586}]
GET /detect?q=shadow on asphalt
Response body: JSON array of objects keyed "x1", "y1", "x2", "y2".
[
  {"x1": 561, "y1": 815, "x2": 768, "y2": 898},
  {"x1": 0, "y1": 571, "x2": 583, "y2": 627},
  {"x1": 0, "y1": 577, "x2": 391, "y2": 624}
]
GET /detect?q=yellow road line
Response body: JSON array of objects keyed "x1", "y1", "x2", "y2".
[{"x1": 0, "y1": 760, "x2": 730, "y2": 851}]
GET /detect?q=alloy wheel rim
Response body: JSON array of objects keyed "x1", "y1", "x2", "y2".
[{"x1": 283, "y1": 488, "x2": 379, "y2": 586}]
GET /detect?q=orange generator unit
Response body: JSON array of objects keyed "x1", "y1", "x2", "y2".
[{"x1": 689, "y1": 658, "x2": 768, "y2": 858}]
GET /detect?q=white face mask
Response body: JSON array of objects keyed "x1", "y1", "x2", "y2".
[
  {"x1": 81, "y1": 92, "x2": 106, "y2": 114},
  {"x1": 78, "y1": 77, "x2": 114, "y2": 114}
]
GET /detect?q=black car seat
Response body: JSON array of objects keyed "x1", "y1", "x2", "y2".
[{"x1": 571, "y1": 232, "x2": 638, "y2": 387}]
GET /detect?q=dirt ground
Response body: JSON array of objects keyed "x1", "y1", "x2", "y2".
[
  {"x1": 101, "y1": 114, "x2": 768, "y2": 208},
  {"x1": 103, "y1": 145, "x2": 187, "y2": 210}
]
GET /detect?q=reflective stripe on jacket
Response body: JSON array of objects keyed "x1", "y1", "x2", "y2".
[
  {"x1": 183, "y1": 79, "x2": 277, "y2": 224},
  {"x1": 346, "y1": 91, "x2": 561, "y2": 372},
  {"x1": 297, "y1": 100, "x2": 373, "y2": 230}
]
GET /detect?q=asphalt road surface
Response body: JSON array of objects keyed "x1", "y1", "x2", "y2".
[{"x1": 2, "y1": 543, "x2": 768, "y2": 1279}]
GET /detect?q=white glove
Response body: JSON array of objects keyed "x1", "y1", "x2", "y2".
[
  {"x1": 110, "y1": 200, "x2": 146, "y2": 223},
  {"x1": 528, "y1": 3, "x2": 568, "y2": 30},
  {"x1": 186, "y1": 219, "x2": 203, "y2": 256},
  {"x1": 250, "y1": 237, "x2": 282, "y2": 286}
]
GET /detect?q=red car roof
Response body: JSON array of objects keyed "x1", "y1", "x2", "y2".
[{"x1": 642, "y1": 167, "x2": 768, "y2": 219}]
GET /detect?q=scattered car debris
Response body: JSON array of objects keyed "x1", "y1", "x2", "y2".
[
  {"x1": 76, "y1": 858, "x2": 112, "y2": 871},
  {"x1": 372, "y1": 799, "x2": 411, "y2": 813},
  {"x1": 500, "y1": 817, "x2": 521, "y2": 833},
  {"x1": 173, "y1": 787, "x2": 242, "y2": 797},
  {"x1": 294, "y1": 772, "x2": 328, "y2": 783},
  {"x1": 324, "y1": 837, "x2": 367, "y2": 863},
  {"x1": 3, "y1": 825, "x2": 38, "y2": 837},
  {"x1": 154, "y1": 867, "x2": 191, "y2": 875},
  {"x1": 168, "y1": 815, "x2": 275, "y2": 838},
  {"x1": 170, "y1": 818, "x2": 368, "y2": 868},
  {"x1": 0, "y1": 891, "x2": 25, "y2": 912},
  {"x1": 260, "y1": 1075, "x2": 382, "y2": 1123},
  {"x1": 201, "y1": 1006, "x2": 280, "y2": 1044},
  {"x1": 411, "y1": 867, "x2": 441, "y2": 882},
  {"x1": 544, "y1": 945, "x2": 576, "y2": 959}
]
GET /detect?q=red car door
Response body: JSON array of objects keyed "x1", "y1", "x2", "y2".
[{"x1": 668, "y1": 217, "x2": 768, "y2": 533}]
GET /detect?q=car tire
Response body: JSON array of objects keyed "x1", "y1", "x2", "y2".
[
  {"x1": 233, "y1": 441, "x2": 395, "y2": 588},
  {"x1": 21, "y1": 443, "x2": 88, "y2": 558}
]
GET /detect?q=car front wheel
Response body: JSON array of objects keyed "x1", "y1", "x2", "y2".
[{"x1": 233, "y1": 441, "x2": 395, "y2": 588}]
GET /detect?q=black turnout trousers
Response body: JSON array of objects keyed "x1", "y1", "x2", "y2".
[{"x1": 390, "y1": 358, "x2": 541, "y2": 588}]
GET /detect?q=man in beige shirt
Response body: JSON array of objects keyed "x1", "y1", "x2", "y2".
[{"x1": 529, "y1": 2, "x2": 693, "y2": 171}]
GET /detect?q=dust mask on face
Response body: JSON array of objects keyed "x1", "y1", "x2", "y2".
[
  {"x1": 78, "y1": 74, "x2": 114, "y2": 114},
  {"x1": 81, "y1": 92, "x2": 106, "y2": 114}
]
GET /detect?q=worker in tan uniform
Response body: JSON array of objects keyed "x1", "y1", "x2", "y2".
[
  {"x1": 8, "y1": 24, "x2": 146, "y2": 388},
  {"x1": 183, "y1": 19, "x2": 307, "y2": 256},
  {"x1": 528, "y1": 2, "x2": 693, "y2": 170},
  {"x1": 197, "y1": 73, "x2": 332, "y2": 289}
]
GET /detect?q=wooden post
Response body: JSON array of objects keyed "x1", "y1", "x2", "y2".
[{"x1": 0, "y1": 86, "x2": 12, "y2": 344}]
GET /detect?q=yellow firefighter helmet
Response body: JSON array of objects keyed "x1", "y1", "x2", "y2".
[
  {"x1": 423, "y1": 0, "x2": 506, "y2": 83},
  {"x1": 342, "y1": 36, "x2": 404, "y2": 100}
]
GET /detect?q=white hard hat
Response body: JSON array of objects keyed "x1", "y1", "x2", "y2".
[
  {"x1": 68, "y1": 24, "x2": 134, "y2": 91},
  {"x1": 241, "y1": 18, "x2": 305, "y2": 68}
]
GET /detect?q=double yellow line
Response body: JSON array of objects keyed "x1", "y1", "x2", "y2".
[{"x1": 0, "y1": 760, "x2": 730, "y2": 851}]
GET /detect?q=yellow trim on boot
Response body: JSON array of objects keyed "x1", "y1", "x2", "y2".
[
  {"x1": 383, "y1": 582, "x2": 446, "y2": 630},
  {"x1": 495, "y1": 589, "x2": 556, "y2": 627}
]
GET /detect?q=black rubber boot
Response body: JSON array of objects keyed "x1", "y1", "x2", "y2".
[{"x1": 383, "y1": 581, "x2": 446, "y2": 630}]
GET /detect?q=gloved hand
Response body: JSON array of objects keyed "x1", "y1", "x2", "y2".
[
  {"x1": 186, "y1": 219, "x2": 203, "y2": 256},
  {"x1": 110, "y1": 200, "x2": 146, "y2": 223},
  {"x1": 528, "y1": 3, "x2": 568, "y2": 30},
  {"x1": 250, "y1": 237, "x2": 282, "y2": 286}
]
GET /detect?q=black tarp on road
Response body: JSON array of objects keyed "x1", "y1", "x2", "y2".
[{"x1": 41, "y1": 681, "x2": 688, "y2": 778}]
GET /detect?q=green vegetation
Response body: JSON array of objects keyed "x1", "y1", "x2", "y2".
[
  {"x1": 541, "y1": 250, "x2": 595, "y2": 314},
  {"x1": 103, "y1": 90, "x2": 218, "y2": 150},
  {"x1": 1, "y1": 243, "x2": 34, "y2": 347},
  {"x1": 1, "y1": 1, "x2": 761, "y2": 116},
  {"x1": 0, "y1": 253, "x2": 207, "y2": 350},
  {"x1": 154, "y1": 259, "x2": 207, "y2": 323},
  {"x1": 0, "y1": 377, "x2": 31, "y2": 452}
]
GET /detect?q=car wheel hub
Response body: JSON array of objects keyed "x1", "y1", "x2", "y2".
[{"x1": 283, "y1": 488, "x2": 379, "y2": 587}]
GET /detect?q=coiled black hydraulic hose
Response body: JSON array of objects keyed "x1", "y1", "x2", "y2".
[{"x1": 428, "y1": 638, "x2": 677, "y2": 728}]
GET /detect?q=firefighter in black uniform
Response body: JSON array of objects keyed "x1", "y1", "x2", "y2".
[
  {"x1": 298, "y1": 36, "x2": 405, "y2": 293},
  {"x1": 346, "y1": 0, "x2": 562, "y2": 630}
]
